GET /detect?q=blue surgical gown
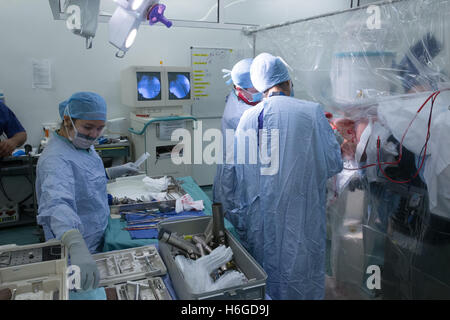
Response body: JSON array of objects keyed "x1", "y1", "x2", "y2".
[
  {"x1": 228, "y1": 103, "x2": 264, "y2": 255},
  {"x1": 234, "y1": 96, "x2": 343, "y2": 300},
  {"x1": 0, "y1": 102, "x2": 25, "y2": 138},
  {"x1": 213, "y1": 92, "x2": 252, "y2": 216},
  {"x1": 36, "y1": 132, "x2": 109, "y2": 254}
]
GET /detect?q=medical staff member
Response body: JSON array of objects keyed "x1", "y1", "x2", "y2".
[
  {"x1": 36, "y1": 92, "x2": 139, "y2": 291},
  {"x1": 234, "y1": 53, "x2": 343, "y2": 300},
  {"x1": 213, "y1": 58, "x2": 262, "y2": 221},
  {"x1": 0, "y1": 101, "x2": 27, "y2": 157}
]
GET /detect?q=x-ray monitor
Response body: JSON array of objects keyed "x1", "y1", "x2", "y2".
[{"x1": 137, "y1": 72, "x2": 162, "y2": 101}]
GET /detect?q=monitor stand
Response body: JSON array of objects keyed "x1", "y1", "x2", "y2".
[
  {"x1": 129, "y1": 106, "x2": 195, "y2": 178},
  {"x1": 131, "y1": 106, "x2": 185, "y2": 119}
]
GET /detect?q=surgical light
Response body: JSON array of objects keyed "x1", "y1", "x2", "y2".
[
  {"x1": 132, "y1": 0, "x2": 145, "y2": 10},
  {"x1": 125, "y1": 29, "x2": 138, "y2": 48},
  {"x1": 108, "y1": 0, "x2": 172, "y2": 58},
  {"x1": 108, "y1": 6, "x2": 141, "y2": 58}
]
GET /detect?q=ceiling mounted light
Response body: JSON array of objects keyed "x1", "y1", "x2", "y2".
[
  {"x1": 125, "y1": 29, "x2": 138, "y2": 48},
  {"x1": 109, "y1": 0, "x2": 172, "y2": 58}
]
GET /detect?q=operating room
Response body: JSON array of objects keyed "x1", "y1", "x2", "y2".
[{"x1": 0, "y1": 0, "x2": 449, "y2": 301}]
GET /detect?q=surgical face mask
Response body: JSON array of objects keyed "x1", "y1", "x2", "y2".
[
  {"x1": 235, "y1": 87, "x2": 263, "y2": 105},
  {"x1": 290, "y1": 81, "x2": 294, "y2": 97},
  {"x1": 64, "y1": 108, "x2": 104, "y2": 149}
]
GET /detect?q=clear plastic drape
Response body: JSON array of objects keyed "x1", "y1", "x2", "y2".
[{"x1": 253, "y1": 0, "x2": 450, "y2": 299}]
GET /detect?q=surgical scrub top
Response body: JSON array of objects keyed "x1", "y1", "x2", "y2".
[
  {"x1": 36, "y1": 132, "x2": 109, "y2": 253},
  {"x1": 0, "y1": 102, "x2": 25, "y2": 138},
  {"x1": 213, "y1": 92, "x2": 252, "y2": 215}
]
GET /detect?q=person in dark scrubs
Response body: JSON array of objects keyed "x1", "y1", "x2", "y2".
[{"x1": 0, "y1": 101, "x2": 27, "y2": 157}]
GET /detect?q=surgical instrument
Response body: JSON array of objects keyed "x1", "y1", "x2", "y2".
[
  {"x1": 212, "y1": 203, "x2": 226, "y2": 246},
  {"x1": 158, "y1": 229, "x2": 201, "y2": 259},
  {"x1": 135, "y1": 252, "x2": 160, "y2": 273},
  {"x1": 192, "y1": 235, "x2": 213, "y2": 253}
]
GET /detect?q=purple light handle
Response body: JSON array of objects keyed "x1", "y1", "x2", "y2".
[{"x1": 148, "y1": 4, "x2": 173, "y2": 28}]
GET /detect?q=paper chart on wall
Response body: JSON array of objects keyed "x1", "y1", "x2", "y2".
[
  {"x1": 32, "y1": 59, "x2": 52, "y2": 89},
  {"x1": 190, "y1": 47, "x2": 234, "y2": 118}
]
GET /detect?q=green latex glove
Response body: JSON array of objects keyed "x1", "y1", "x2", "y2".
[
  {"x1": 106, "y1": 162, "x2": 140, "y2": 180},
  {"x1": 62, "y1": 229, "x2": 100, "y2": 291}
]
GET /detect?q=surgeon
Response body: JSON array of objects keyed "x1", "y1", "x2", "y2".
[
  {"x1": 0, "y1": 100, "x2": 27, "y2": 157},
  {"x1": 36, "y1": 92, "x2": 140, "y2": 292},
  {"x1": 213, "y1": 58, "x2": 262, "y2": 223},
  {"x1": 234, "y1": 53, "x2": 343, "y2": 300}
]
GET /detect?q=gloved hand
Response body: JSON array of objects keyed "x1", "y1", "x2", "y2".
[
  {"x1": 106, "y1": 162, "x2": 140, "y2": 179},
  {"x1": 62, "y1": 229, "x2": 100, "y2": 291}
]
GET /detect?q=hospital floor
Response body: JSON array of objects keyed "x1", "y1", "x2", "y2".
[{"x1": 0, "y1": 224, "x2": 42, "y2": 246}]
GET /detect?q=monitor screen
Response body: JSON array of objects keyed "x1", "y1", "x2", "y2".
[
  {"x1": 168, "y1": 72, "x2": 191, "y2": 100},
  {"x1": 136, "y1": 72, "x2": 162, "y2": 101}
]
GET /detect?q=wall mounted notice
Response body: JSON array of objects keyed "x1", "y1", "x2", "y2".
[
  {"x1": 190, "y1": 47, "x2": 234, "y2": 118},
  {"x1": 32, "y1": 59, "x2": 52, "y2": 89}
]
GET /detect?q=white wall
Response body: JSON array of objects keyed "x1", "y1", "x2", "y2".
[{"x1": 0, "y1": 0, "x2": 252, "y2": 148}]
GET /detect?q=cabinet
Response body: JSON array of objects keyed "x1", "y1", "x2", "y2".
[{"x1": 0, "y1": 156, "x2": 38, "y2": 228}]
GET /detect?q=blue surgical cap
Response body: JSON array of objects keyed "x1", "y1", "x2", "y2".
[
  {"x1": 59, "y1": 92, "x2": 107, "y2": 121},
  {"x1": 250, "y1": 53, "x2": 290, "y2": 93},
  {"x1": 231, "y1": 58, "x2": 254, "y2": 89}
]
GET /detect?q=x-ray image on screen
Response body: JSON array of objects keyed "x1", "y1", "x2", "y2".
[
  {"x1": 168, "y1": 72, "x2": 191, "y2": 100},
  {"x1": 137, "y1": 72, "x2": 162, "y2": 101}
]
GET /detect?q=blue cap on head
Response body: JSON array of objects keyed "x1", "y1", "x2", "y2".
[
  {"x1": 59, "y1": 92, "x2": 107, "y2": 121},
  {"x1": 231, "y1": 58, "x2": 254, "y2": 89},
  {"x1": 250, "y1": 53, "x2": 290, "y2": 93}
]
